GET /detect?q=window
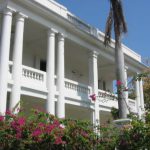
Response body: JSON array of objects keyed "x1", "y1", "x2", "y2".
[{"x1": 40, "y1": 60, "x2": 46, "y2": 71}]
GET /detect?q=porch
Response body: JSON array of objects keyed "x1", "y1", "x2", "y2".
[{"x1": 8, "y1": 61, "x2": 137, "y2": 116}]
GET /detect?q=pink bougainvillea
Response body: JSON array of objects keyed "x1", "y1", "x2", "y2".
[
  {"x1": 90, "y1": 94, "x2": 96, "y2": 101},
  {"x1": 0, "y1": 116, "x2": 4, "y2": 122},
  {"x1": 32, "y1": 128, "x2": 42, "y2": 137},
  {"x1": 55, "y1": 136, "x2": 64, "y2": 145},
  {"x1": 116, "y1": 80, "x2": 122, "y2": 86},
  {"x1": 17, "y1": 117, "x2": 25, "y2": 126}
]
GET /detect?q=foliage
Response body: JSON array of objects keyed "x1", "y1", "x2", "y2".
[
  {"x1": 0, "y1": 109, "x2": 117, "y2": 150},
  {"x1": 0, "y1": 110, "x2": 65, "y2": 150},
  {"x1": 111, "y1": 107, "x2": 119, "y2": 120},
  {"x1": 1, "y1": 109, "x2": 150, "y2": 149},
  {"x1": 143, "y1": 69, "x2": 150, "y2": 110},
  {"x1": 61, "y1": 119, "x2": 95, "y2": 150},
  {"x1": 117, "y1": 118, "x2": 150, "y2": 150}
]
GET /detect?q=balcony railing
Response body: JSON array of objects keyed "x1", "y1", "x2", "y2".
[
  {"x1": 65, "y1": 78, "x2": 91, "y2": 94},
  {"x1": 128, "y1": 99, "x2": 137, "y2": 113},
  {"x1": 22, "y1": 66, "x2": 46, "y2": 83},
  {"x1": 98, "y1": 89, "x2": 117, "y2": 101},
  {"x1": 8, "y1": 62, "x2": 46, "y2": 90},
  {"x1": 8, "y1": 62, "x2": 137, "y2": 112},
  {"x1": 67, "y1": 13, "x2": 91, "y2": 33}
]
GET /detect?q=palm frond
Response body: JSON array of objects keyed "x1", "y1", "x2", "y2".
[
  {"x1": 104, "y1": 0, "x2": 127, "y2": 46},
  {"x1": 104, "y1": 7, "x2": 113, "y2": 46}
]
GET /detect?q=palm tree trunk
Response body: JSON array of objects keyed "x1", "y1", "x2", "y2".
[
  {"x1": 115, "y1": 35, "x2": 127, "y2": 118},
  {"x1": 104, "y1": 0, "x2": 128, "y2": 119}
]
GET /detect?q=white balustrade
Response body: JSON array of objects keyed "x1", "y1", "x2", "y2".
[
  {"x1": 8, "y1": 61, "x2": 137, "y2": 112},
  {"x1": 8, "y1": 61, "x2": 46, "y2": 90},
  {"x1": 65, "y1": 79, "x2": 91, "y2": 94},
  {"x1": 128, "y1": 99, "x2": 137, "y2": 113},
  {"x1": 98, "y1": 89, "x2": 117, "y2": 101},
  {"x1": 67, "y1": 13, "x2": 91, "y2": 33},
  {"x1": 22, "y1": 65, "x2": 46, "y2": 83}
]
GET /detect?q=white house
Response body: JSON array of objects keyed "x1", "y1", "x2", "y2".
[{"x1": 0, "y1": 0, "x2": 146, "y2": 124}]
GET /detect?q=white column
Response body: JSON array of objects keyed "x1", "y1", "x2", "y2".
[
  {"x1": 56, "y1": 33, "x2": 65, "y2": 118},
  {"x1": 88, "y1": 51, "x2": 99, "y2": 125},
  {"x1": 0, "y1": 8, "x2": 13, "y2": 114},
  {"x1": 46, "y1": 29, "x2": 56, "y2": 115},
  {"x1": 135, "y1": 79, "x2": 142, "y2": 119},
  {"x1": 139, "y1": 79, "x2": 145, "y2": 112},
  {"x1": 0, "y1": 14, "x2": 2, "y2": 42},
  {"x1": 9, "y1": 13, "x2": 27, "y2": 112},
  {"x1": 124, "y1": 66, "x2": 129, "y2": 113}
]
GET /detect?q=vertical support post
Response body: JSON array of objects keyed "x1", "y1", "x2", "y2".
[
  {"x1": 139, "y1": 79, "x2": 145, "y2": 114},
  {"x1": 124, "y1": 66, "x2": 129, "y2": 114},
  {"x1": 88, "y1": 51, "x2": 99, "y2": 126},
  {"x1": 46, "y1": 29, "x2": 56, "y2": 115},
  {"x1": 56, "y1": 33, "x2": 65, "y2": 118},
  {"x1": 0, "y1": 8, "x2": 13, "y2": 114},
  {"x1": 9, "y1": 13, "x2": 27, "y2": 113},
  {"x1": 135, "y1": 79, "x2": 142, "y2": 119}
]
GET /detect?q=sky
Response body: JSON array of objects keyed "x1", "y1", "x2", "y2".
[{"x1": 57, "y1": 0, "x2": 150, "y2": 60}]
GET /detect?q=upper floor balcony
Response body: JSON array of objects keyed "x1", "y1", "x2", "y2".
[{"x1": 8, "y1": 61, "x2": 137, "y2": 114}]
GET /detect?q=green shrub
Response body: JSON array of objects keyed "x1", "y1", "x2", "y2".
[{"x1": 0, "y1": 109, "x2": 150, "y2": 150}]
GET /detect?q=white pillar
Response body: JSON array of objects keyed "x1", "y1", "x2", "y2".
[
  {"x1": 135, "y1": 80, "x2": 142, "y2": 119},
  {"x1": 56, "y1": 33, "x2": 65, "y2": 118},
  {"x1": 124, "y1": 66, "x2": 129, "y2": 113},
  {"x1": 0, "y1": 14, "x2": 2, "y2": 42},
  {"x1": 139, "y1": 79, "x2": 145, "y2": 112},
  {"x1": 46, "y1": 29, "x2": 56, "y2": 115},
  {"x1": 9, "y1": 13, "x2": 27, "y2": 112},
  {"x1": 0, "y1": 8, "x2": 13, "y2": 114},
  {"x1": 88, "y1": 51, "x2": 99, "y2": 125}
]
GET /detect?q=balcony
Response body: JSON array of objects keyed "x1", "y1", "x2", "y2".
[{"x1": 8, "y1": 61, "x2": 137, "y2": 113}]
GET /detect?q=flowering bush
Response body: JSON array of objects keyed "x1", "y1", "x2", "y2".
[
  {"x1": 117, "y1": 115, "x2": 150, "y2": 150},
  {"x1": 0, "y1": 109, "x2": 150, "y2": 150},
  {"x1": 0, "y1": 110, "x2": 65, "y2": 150}
]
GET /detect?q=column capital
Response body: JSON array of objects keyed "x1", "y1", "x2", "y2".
[
  {"x1": 2, "y1": 7, "x2": 15, "y2": 16},
  {"x1": 88, "y1": 50, "x2": 99, "y2": 59},
  {"x1": 47, "y1": 28, "x2": 56, "y2": 36},
  {"x1": 58, "y1": 33, "x2": 65, "y2": 41},
  {"x1": 15, "y1": 12, "x2": 28, "y2": 22}
]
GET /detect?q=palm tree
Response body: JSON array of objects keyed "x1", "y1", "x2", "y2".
[{"x1": 104, "y1": 0, "x2": 127, "y2": 118}]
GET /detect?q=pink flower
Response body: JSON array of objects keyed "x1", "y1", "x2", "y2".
[
  {"x1": 81, "y1": 131, "x2": 89, "y2": 138},
  {"x1": 55, "y1": 137, "x2": 63, "y2": 145},
  {"x1": 11, "y1": 121, "x2": 18, "y2": 129},
  {"x1": 116, "y1": 80, "x2": 122, "y2": 86},
  {"x1": 0, "y1": 116, "x2": 4, "y2": 122},
  {"x1": 54, "y1": 120, "x2": 60, "y2": 126},
  {"x1": 5, "y1": 110, "x2": 11, "y2": 115},
  {"x1": 16, "y1": 132, "x2": 22, "y2": 139},
  {"x1": 38, "y1": 122, "x2": 45, "y2": 128},
  {"x1": 17, "y1": 117, "x2": 25, "y2": 126},
  {"x1": 32, "y1": 128, "x2": 42, "y2": 137},
  {"x1": 45, "y1": 124, "x2": 55, "y2": 133},
  {"x1": 90, "y1": 94, "x2": 96, "y2": 101}
]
